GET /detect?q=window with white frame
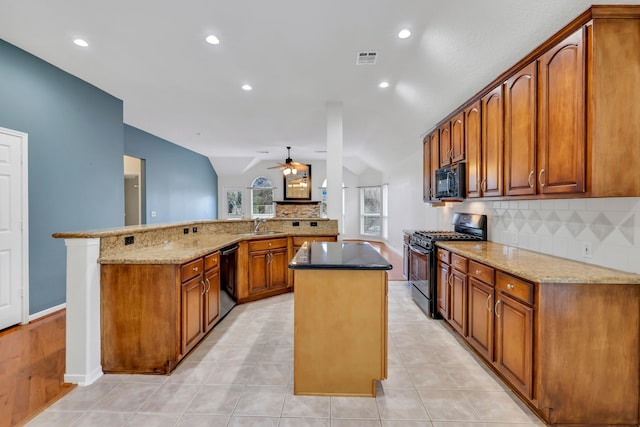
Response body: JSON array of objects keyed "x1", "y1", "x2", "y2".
[
  {"x1": 225, "y1": 187, "x2": 244, "y2": 218},
  {"x1": 250, "y1": 176, "x2": 274, "y2": 218},
  {"x1": 360, "y1": 184, "x2": 388, "y2": 238}
]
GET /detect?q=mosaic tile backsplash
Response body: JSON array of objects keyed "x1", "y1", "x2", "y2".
[{"x1": 436, "y1": 197, "x2": 640, "y2": 274}]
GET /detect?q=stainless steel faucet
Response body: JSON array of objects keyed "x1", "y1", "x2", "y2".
[{"x1": 254, "y1": 218, "x2": 266, "y2": 232}]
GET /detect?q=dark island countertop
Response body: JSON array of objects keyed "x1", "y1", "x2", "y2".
[{"x1": 289, "y1": 241, "x2": 392, "y2": 270}]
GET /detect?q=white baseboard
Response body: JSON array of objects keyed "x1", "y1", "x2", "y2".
[{"x1": 28, "y1": 303, "x2": 66, "y2": 322}]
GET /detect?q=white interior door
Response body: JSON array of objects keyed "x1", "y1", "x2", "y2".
[{"x1": 0, "y1": 127, "x2": 28, "y2": 329}]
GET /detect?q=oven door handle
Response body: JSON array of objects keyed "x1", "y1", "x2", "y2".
[{"x1": 409, "y1": 244, "x2": 430, "y2": 255}]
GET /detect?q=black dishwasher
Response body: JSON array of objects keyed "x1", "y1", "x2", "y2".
[{"x1": 220, "y1": 244, "x2": 238, "y2": 319}]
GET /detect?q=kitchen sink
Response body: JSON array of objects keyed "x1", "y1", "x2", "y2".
[{"x1": 235, "y1": 231, "x2": 283, "y2": 236}]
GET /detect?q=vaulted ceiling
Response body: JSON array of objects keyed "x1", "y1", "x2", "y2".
[{"x1": 1, "y1": 0, "x2": 637, "y2": 175}]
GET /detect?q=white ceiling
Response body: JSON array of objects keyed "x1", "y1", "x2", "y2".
[{"x1": 2, "y1": 0, "x2": 638, "y2": 176}]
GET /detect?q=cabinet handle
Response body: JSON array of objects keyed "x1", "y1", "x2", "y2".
[
  {"x1": 507, "y1": 283, "x2": 515, "y2": 290},
  {"x1": 494, "y1": 299, "x2": 502, "y2": 318},
  {"x1": 475, "y1": 269, "x2": 482, "y2": 275},
  {"x1": 538, "y1": 169, "x2": 545, "y2": 188},
  {"x1": 486, "y1": 294, "x2": 493, "y2": 312},
  {"x1": 448, "y1": 273, "x2": 453, "y2": 286},
  {"x1": 481, "y1": 179, "x2": 487, "y2": 193},
  {"x1": 193, "y1": 266, "x2": 199, "y2": 272},
  {"x1": 205, "y1": 278, "x2": 211, "y2": 293},
  {"x1": 200, "y1": 280, "x2": 206, "y2": 296},
  {"x1": 528, "y1": 170, "x2": 534, "y2": 188}
]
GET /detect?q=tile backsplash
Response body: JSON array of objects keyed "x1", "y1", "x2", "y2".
[{"x1": 437, "y1": 197, "x2": 640, "y2": 274}]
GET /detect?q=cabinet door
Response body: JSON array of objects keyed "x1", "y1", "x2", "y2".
[
  {"x1": 467, "y1": 278, "x2": 494, "y2": 361},
  {"x1": 449, "y1": 268, "x2": 467, "y2": 336},
  {"x1": 439, "y1": 122, "x2": 452, "y2": 166},
  {"x1": 495, "y1": 293, "x2": 533, "y2": 399},
  {"x1": 465, "y1": 101, "x2": 482, "y2": 198},
  {"x1": 538, "y1": 28, "x2": 586, "y2": 195},
  {"x1": 204, "y1": 267, "x2": 220, "y2": 332},
  {"x1": 269, "y1": 247, "x2": 288, "y2": 290},
  {"x1": 482, "y1": 85, "x2": 504, "y2": 197},
  {"x1": 248, "y1": 250, "x2": 270, "y2": 295},
  {"x1": 451, "y1": 112, "x2": 465, "y2": 163},
  {"x1": 437, "y1": 260, "x2": 450, "y2": 318},
  {"x1": 423, "y1": 136, "x2": 431, "y2": 202},
  {"x1": 182, "y1": 275, "x2": 205, "y2": 354},
  {"x1": 505, "y1": 62, "x2": 537, "y2": 196},
  {"x1": 430, "y1": 132, "x2": 440, "y2": 198}
]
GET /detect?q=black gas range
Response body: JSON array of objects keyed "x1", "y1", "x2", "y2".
[{"x1": 409, "y1": 212, "x2": 487, "y2": 318}]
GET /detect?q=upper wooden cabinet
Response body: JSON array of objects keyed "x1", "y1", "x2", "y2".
[
  {"x1": 422, "y1": 5, "x2": 640, "y2": 201},
  {"x1": 450, "y1": 112, "x2": 465, "y2": 163},
  {"x1": 439, "y1": 122, "x2": 451, "y2": 166},
  {"x1": 505, "y1": 61, "x2": 538, "y2": 196},
  {"x1": 422, "y1": 131, "x2": 441, "y2": 202},
  {"x1": 481, "y1": 86, "x2": 504, "y2": 198},
  {"x1": 465, "y1": 101, "x2": 482, "y2": 198},
  {"x1": 537, "y1": 28, "x2": 586, "y2": 195}
]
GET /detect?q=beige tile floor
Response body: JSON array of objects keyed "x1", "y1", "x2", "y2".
[{"x1": 27, "y1": 281, "x2": 546, "y2": 427}]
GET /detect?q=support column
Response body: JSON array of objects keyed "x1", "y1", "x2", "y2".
[
  {"x1": 326, "y1": 101, "x2": 344, "y2": 235},
  {"x1": 63, "y1": 238, "x2": 103, "y2": 386}
]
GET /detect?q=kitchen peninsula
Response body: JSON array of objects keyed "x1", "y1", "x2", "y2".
[
  {"x1": 289, "y1": 241, "x2": 391, "y2": 397},
  {"x1": 53, "y1": 218, "x2": 338, "y2": 384}
]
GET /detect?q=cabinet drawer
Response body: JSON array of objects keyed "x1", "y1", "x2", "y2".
[
  {"x1": 292, "y1": 236, "x2": 336, "y2": 247},
  {"x1": 249, "y1": 237, "x2": 288, "y2": 252},
  {"x1": 204, "y1": 252, "x2": 220, "y2": 271},
  {"x1": 469, "y1": 261, "x2": 494, "y2": 285},
  {"x1": 496, "y1": 272, "x2": 533, "y2": 305},
  {"x1": 181, "y1": 258, "x2": 203, "y2": 282},
  {"x1": 437, "y1": 249, "x2": 450, "y2": 263},
  {"x1": 451, "y1": 254, "x2": 468, "y2": 273}
]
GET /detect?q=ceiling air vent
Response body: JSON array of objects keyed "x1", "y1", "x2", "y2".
[{"x1": 356, "y1": 51, "x2": 378, "y2": 65}]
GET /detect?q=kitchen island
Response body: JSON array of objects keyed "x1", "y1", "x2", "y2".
[{"x1": 289, "y1": 241, "x2": 392, "y2": 397}]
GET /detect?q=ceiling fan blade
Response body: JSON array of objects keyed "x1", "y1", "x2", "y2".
[
  {"x1": 290, "y1": 162, "x2": 309, "y2": 169},
  {"x1": 267, "y1": 164, "x2": 286, "y2": 169}
]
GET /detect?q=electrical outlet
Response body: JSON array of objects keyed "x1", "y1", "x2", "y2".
[
  {"x1": 192, "y1": 227, "x2": 198, "y2": 233},
  {"x1": 311, "y1": 221, "x2": 318, "y2": 227},
  {"x1": 511, "y1": 232, "x2": 518, "y2": 245},
  {"x1": 183, "y1": 228, "x2": 189, "y2": 234},
  {"x1": 292, "y1": 221, "x2": 300, "y2": 227},
  {"x1": 151, "y1": 210, "x2": 157, "y2": 217},
  {"x1": 124, "y1": 236, "x2": 134, "y2": 245},
  {"x1": 582, "y1": 242, "x2": 592, "y2": 258}
]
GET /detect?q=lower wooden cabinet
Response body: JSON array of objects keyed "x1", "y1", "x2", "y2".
[
  {"x1": 101, "y1": 251, "x2": 221, "y2": 374},
  {"x1": 449, "y1": 254, "x2": 468, "y2": 336}
]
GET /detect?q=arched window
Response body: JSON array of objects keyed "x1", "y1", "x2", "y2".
[{"x1": 250, "y1": 176, "x2": 274, "y2": 218}]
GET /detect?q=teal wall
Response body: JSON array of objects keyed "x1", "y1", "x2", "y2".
[
  {"x1": 0, "y1": 39, "x2": 218, "y2": 314},
  {"x1": 124, "y1": 125, "x2": 217, "y2": 224}
]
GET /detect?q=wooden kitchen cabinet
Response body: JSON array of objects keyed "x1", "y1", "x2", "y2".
[
  {"x1": 537, "y1": 27, "x2": 586, "y2": 195},
  {"x1": 101, "y1": 250, "x2": 222, "y2": 374},
  {"x1": 449, "y1": 254, "x2": 468, "y2": 336},
  {"x1": 436, "y1": 249, "x2": 450, "y2": 318},
  {"x1": 439, "y1": 122, "x2": 451, "y2": 166},
  {"x1": 504, "y1": 61, "x2": 537, "y2": 196},
  {"x1": 464, "y1": 101, "x2": 482, "y2": 198},
  {"x1": 467, "y1": 261, "x2": 495, "y2": 361},
  {"x1": 423, "y1": 131, "x2": 442, "y2": 202},
  {"x1": 450, "y1": 112, "x2": 465, "y2": 163},
  {"x1": 481, "y1": 85, "x2": 504, "y2": 197},
  {"x1": 247, "y1": 238, "x2": 288, "y2": 297},
  {"x1": 494, "y1": 272, "x2": 533, "y2": 399}
]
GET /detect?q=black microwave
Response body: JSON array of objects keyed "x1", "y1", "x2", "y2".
[{"x1": 435, "y1": 163, "x2": 466, "y2": 200}]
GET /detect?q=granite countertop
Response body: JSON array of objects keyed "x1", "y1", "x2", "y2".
[
  {"x1": 99, "y1": 231, "x2": 336, "y2": 265},
  {"x1": 289, "y1": 242, "x2": 392, "y2": 270},
  {"x1": 436, "y1": 241, "x2": 640, "y2": 284}
]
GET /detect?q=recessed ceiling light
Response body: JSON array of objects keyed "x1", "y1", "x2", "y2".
[
  {"x1": 205, "y1": 35, "x2": 220, "y2": 45},
  {"x1": 379, "y1": 81, "x2": 390, "y2": 88},
  {"x1": 241, "y1": 84, "x2": 252, "y2": 91},
  {"x1": 398, "y1": 29, "x2": 411, "y2": 39},
  {"x1": 73, "y1": 38, "x2": 89, "y2": 47}
]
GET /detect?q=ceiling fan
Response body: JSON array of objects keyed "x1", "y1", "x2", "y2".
[{"x1": 268, "y1": 146, "x2": 309, "y2": 175}]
